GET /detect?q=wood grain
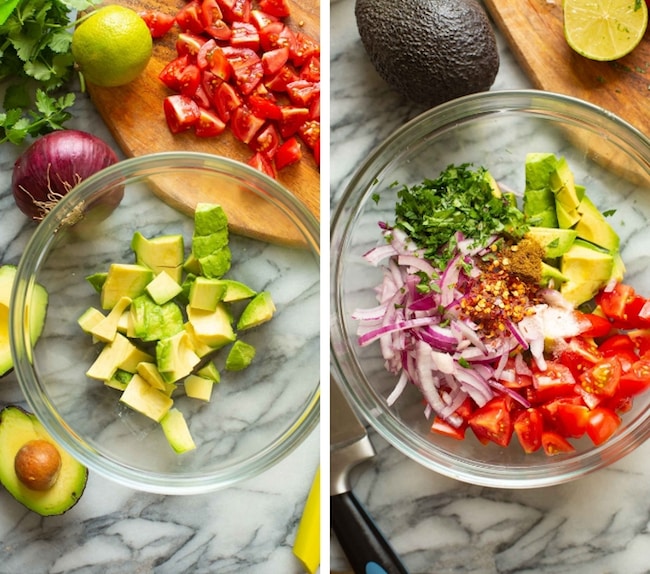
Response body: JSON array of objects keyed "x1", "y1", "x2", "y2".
[
  {"x1": 84, "y1": 0, "x2": 320, "y2": 244},
  {"x1": 484, "y1": 0, "x2": 650, "y2": 135}
]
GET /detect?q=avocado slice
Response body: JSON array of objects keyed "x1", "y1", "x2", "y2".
[
  {"x1": 0, "y1": 405, "x2": 88, "y2": 516},
  {"x1": 526, "y1": 227, "x2": 577, "y2": 259},
  {"x1": 160, "y1": 408, "x2": 196, "y2": 454},
  {"x1": 237, "y1": 291, "x2": 276, "y2": 331},
  {"x1": 0, "y1": 265, "x2": 48, "y2": 378},
  {"x1": 560, "y1": 240, "x2": 615, "y2": 306},
  {"x1": 574, "y1": 195, "x2": 620, "y2": 253}
]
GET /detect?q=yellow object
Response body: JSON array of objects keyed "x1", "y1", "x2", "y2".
[
  {"x1": 563, "y1": 0, "x2": 648, "y2": 61},
  {"x1": 293, "y1": 467, "x2": 320, "y2": 573},
  {"x1": 72, "y1": 5, "x2": 153, "y2": 87}
]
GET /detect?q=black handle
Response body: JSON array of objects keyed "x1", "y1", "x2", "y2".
[{"x1": 331, "y1": 491, "x2": 409, "y2": 574}]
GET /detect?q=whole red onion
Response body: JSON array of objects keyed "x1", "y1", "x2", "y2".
[{"x1": 12, "y1": 130, "x2": 122, "y2": 221}]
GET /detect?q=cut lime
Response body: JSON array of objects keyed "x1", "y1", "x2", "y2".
[{"x1": 564, "y1": 0, "x2": 648, "y2": 61}]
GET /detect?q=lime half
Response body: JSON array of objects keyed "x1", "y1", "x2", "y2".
[{"x1": 564, "y1": 0, "x2": 648, "y2": 61}]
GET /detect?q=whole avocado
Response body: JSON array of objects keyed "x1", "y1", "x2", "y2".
[{"x1": 355, "y1": 0, "x2": 500, "y2": 107}]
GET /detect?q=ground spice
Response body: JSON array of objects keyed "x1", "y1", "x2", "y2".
[{"x1": 503, "y1": 237, "x2": 546, "y2": 284}]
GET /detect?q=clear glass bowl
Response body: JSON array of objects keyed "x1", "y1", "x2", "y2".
[
  {"x1": 11, "y1": 151, "x2": 320, "y2": 494},
  {"x1": 331, "y1": 90, "x2": 650, "y2": 488}
]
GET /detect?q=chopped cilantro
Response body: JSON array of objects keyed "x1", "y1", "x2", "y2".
[{"x1": 391, "y1": 163, "x2": 528, "y2": 269}]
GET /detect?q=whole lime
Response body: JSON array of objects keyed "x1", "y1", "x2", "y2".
[{"x1": 72, "y1": 5, "x2": 153, "y2": 88}]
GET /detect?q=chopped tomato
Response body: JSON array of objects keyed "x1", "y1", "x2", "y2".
[
  {"x1": 274, "y1": 136, "x2": 302, "y2": 170},
  {"x1": 230, "y1": 105, "x2": 265, "y2": 144},
  {"x1": 290, "y1": 31, "x2": 320, "y2": 67},
  {"x1": 598, "y1": 333, "x2": 635, "y2": 356},
  {"x1": 247, "y1": 151, "x2": 276, "y2": 178},
  {"x1": 213, "y1": 81, "x2": 242, "y2": 122},
  {"x1": 222, "y1": 46, "x2": 264, "y2": 95},
  {"x1": 575, "y1": 312, "x2": 612, "y2": 338},
  {"x1": 176, "y1": 32, "x2": 207, "y2": 57},
  {"x1": 468, "y1": 396, "x2": 514, "y2": 447},
  {"x1": 596, "y1": 283, "x2": 636, "y2": 323},
  {"x1": 300, "y1": 55, "x2": 321, "y2": 82},
  {"x1": 248, "y1": 93, "x2": 282, "y2": 120},
  {"x1": 554, "y1": 400, "x2": 590, "y2": 438},
  {"x1": 175, "y1": 0, "x2": 204, "y2": 34},
  {"x1": 278, "y1": 105, "x2": 309, "y2": 138},
  {"x1": 298, "y1": 119, "x2": 319, "y2": 151},
  {"x1": 261, "y1": 46, "x2": 289, "y2": 76},
  {"x1": 259, "y1": 21, "x2": 296, "y2": 52},
  {"x1": 250, "y1": 9, "x2": 277, "y2": 31},
  {"x1": 230, "y1": 21, "x2": 260, "y2": 51},
  {"x1": 627, "y1": 328, "x2": 650, "y2": 355},
  {"x1": 541, "y1": 431, "x2": 575, "y2": 455},
  {"x1": 251, "y1": 123, "x2": 280, "y2": 157},
  {"x1": 159, "y1": 55, "x2": 191, "y2": 91},
  {"x1": 558, "y1": 336, "x2": 602, "y2": 380},
  {"x1": 195, "y1": 108, "x2": 226, "y2": 137},
  {"x1": 200, "y1": 0, "x2": 223, "y2": 28},
  {"x1": 431, "y1": 417, "x2": 466, "y2": 441},
  {"x1": 177, "y1": 64, "x2": 201, "y2": 97},
  {"x1": 258, "y1": 0, "x2": 291, "y2": 18},
  {"x1": 579, "y1": 356, "x2": 621, "y2": 397},
  {"x1": 197, "y1": 40, "x2": 232, "y2": 81},
  {"x1": 529, "y1": 361, "x2": 576, "y2": 404},
  {"x1": 139, "y1": 10, "x2": 176, "y2": 38},
  {"x1": 513, "y1": 408, "x2": 543, "y2": 453},
  {"x1": 585, "y1": 407, "x2": 621, "y2": 446},
  {"x1": 163, "y1": 94, "x2": 200, "y2": 133},
  {"x1": 617, "y1": 359, "x2": 650, "y2": 398},
  {"x1": 286, "y1": 79, "x2": 320, "y2": 107}
]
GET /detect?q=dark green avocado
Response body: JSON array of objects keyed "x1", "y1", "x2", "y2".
[
  {"x1": 0, "y1": 405, "x2": 88, "y2": 516},
  {"x1": 355, "y1": 0, "x2": 500, "y2": 107}
]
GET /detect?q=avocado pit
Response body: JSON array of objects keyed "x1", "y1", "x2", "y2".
[{"x1": 14, "y1": 438, "x2": 62, "y2": 491}]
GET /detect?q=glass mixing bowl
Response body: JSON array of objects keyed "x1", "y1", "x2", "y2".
[
  {"x1": 331, "y1": 90, "x2": 650, "y2": 488},
  {"x1": 11, "y1": 151, "x2": 320, "y2": 494}
]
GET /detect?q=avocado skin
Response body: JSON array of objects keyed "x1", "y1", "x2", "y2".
[{"x1": 355, "y1": 0, "x2": 499, "y2": 107}]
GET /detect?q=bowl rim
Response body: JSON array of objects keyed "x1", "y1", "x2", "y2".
[
  {"x1": 330, "y1": 89, "x2": 650, "y2": 489},
  {"x1": 11, "y1": 151, "x2": 320, "y2": 494}
]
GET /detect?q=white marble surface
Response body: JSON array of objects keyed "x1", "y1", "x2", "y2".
[
  {"x1": 0, "y1": 85, "x2": 320, "y2": 573},
  {"x1": 330, "y1": 0, "x2": 650, "y2": 573}
]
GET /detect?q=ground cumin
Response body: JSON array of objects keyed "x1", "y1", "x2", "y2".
[{"x1": 502, "y1": 236, "x2": 545, "y2": 284}]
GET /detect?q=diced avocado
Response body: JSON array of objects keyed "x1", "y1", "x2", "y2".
[
  {"x1": 105, "y1": 369, "x2": 133, "y2": 391},
  {"x1": 187, "y1": 302, "x2": 236, "y2": 348},
  {"x1": 540, "y1": 262, "x2": 569, "y2": 287},
  {"x1": 183, "y1": 322, "x2": 215, "y2": 358},
  {"x1": 192, "y1": 229, "x2": 229, "y2": 259},
  {"x1": 85, "y1": 272, "x2": 107, "y2": 293},
  {"x1": 198, "y1": 248, "x2": 232, "y2": 279},
  {"x1": 523, "y1": 188, "x2": 558, "y2": 227},
  {"x1": 525, "y1": 152, "x2": 558, "y2": 190},
  {"x1": 90, "y1": 296, "x2": 132, "y2": 343},
  {"x1": 550, "y1": 156, "x2": 581, "y2": 210},
  {"x1": 117, "y1": 310, "x2": 130, "y2": 334},
  {"x1": 189, "y1": 276, "x2": 227, "y2": 311},
  {"x1": 85, "y1": 333, "x2": 152, "y2": 380},
  {"x1": 184, "y1": 374, "x2": 214, "y2": 401},
  {"x1": 120, "y1": 374, "x2": 174, "y2": 422},
  {"x1": 156, "y1": 331, "x2": 201, "y2": 383},
  {"x1": 219, "y1": 279, "x2": 257, "y2": 302},
  {"x1": 160, "y1": 408, "x2": 196, "y2": 454},
  {"x1": 193, "y1": 202, "x2": 228, "y2": 235},
  {"x1": 183, "y1": 254, "x2": 202, "y2": 276},
  {"x1": 555, "y1": 198, "x2": 581, "y2": 229},
  {"x1": 197, "y1": 360, "x2": 220, "y2": 382},
  {"x1": 100, "y1": 263, "x2": 154, "y2": 310},
  {"x1": 237, "y1": 291, "x2": 276, "y2": 330},
  {"x1": 131, "y1": 232, "x2": 184, "y2": 275},
  {"x1": 0, "y1": 265, "x2": 48, "y2": 378},
  {"x1": 145, "y1": 271, "x2": 183, "y2": 305},
  {"x1": 574, "y1": 195, "x2": 620, "y2": 253},
  {"x1": 77, "y1": 307, "x2": 105, "y2": 335},
  {"x1": 136, "y1": 361, "x2": 168, "y2": 391},
  {"x1": 526, "y1": 227, "x2": 577, "y2": 259},
  {"x1": 130, "y1": 295, "x2": 184, "y2": 342},
  {"x1": 0, "y1": 405, "x2": 88, "y2": 516},
  {"x1": 225, "y1": 340, "x2": 256, "y2": 371},
  {"x1": 560, "y1": 241, "x2": 615, "y2": 306}
]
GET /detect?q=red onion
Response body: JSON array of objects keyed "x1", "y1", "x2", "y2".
[{"x1": 12, "y1": 130, "x2": 122, "y2": 221}]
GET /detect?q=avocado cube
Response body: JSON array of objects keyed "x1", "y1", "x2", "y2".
[
  {"x1": 100, "y1": 263, "x2": 154, "y2": 310},
  {"x1": 183, "y1": 322, "x2": 215, "y2": 358},
  {"x1": 132, "y1": 232, "x2": 185, "y2": 269},
  {"x1": 187, "y1": 302, "x2": 236, "y2": 348},
  {"x1": 198, "y1": 247, "x2": 232, "y2": 279},
  {"x1": 192, "y1": 229, "x2": 229, "y2": 259},
  {"x1": 90, "y1": 296, "x2": 132, "y2": 343},
  {"x1": 130, "y1": 295, "x2": 184, "y2": 342},
  {"x1": 156, "y1": 331, "x2": 201, "y2": 383},
  {"x1": 184, "y1": 374, "x2": 214, "y2": 402},
  {"x1": 237, "y1": 291, "x2": 276, "y2": 331},
  {"x1": 193, "y1": 203, "x2": 228, "y2": 235},
  {"x1": 525, "y1": 152, "x2": 558, "y2": 190},
  {"x1": 225, "y1": 340, "x2": 256, "y2": 371},
  {"x1": 189, "y1": 276, "x2": 227, "y2": 311},
  {"x1": 197, "y1": 360, "x2": 220, "y2": 382},
  {"x1": 120, "y1": 374, "x2": 174, "y2": 423},
  {"x1": 220, "y1": 279, "x2": 257, "y2": 302},
  {"x1": 160, "y1": 408, "x2": 196, "y2": 453},
  {"x1": 86, "y1": 333, "x2": 134, "y2": 381},
  {"x1": 145, "y1": 271, "x2": 183, "y2": 305},
  {"x1": 77, "y1": 307, "x2": 106, "y2": 334},
  {"x1": 183, "y1": 254, "x2": 202, "y2": 276}
]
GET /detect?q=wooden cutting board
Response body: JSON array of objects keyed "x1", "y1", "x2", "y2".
[
  {"x1": 484, "y1": 0, "x2": 650, "y2": 137},
  {"x1": 85, "y1": 0, "x2": 320, "y2": 245}
]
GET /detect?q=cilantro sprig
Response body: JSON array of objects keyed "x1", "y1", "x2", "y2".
[
  {"x1": 0, "y1": 0, "x2": 100, "y2": 145},
  {"x1": 392, "y1": 163, "x2": 528, "y2": 269}
]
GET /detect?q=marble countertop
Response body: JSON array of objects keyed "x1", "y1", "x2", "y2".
[
  {"x1": 0, "y1": 83, "x2": 319, "y2": 574},
  {"x1": 329, "y1": 1, "x2": 650, "y2": 573}
]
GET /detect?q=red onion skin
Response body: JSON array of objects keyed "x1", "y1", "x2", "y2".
[{"x1": 11, "y1": 130, "x2": 122, "y2": 221}]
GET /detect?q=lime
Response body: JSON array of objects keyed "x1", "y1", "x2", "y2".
[
  {"x1": 564, "y1": 0, "x2": 648, "y2": 61},
  {"x1": 72, "y1": 5, "x2": 153, "y2": 87}
]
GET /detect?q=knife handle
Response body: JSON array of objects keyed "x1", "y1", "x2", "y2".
[{"x1": 331, "y1": 491, "x2": 409, "y2": 574}]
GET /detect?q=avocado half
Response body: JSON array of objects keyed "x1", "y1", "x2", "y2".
[
  {"x1": 0, "y1": 406, "x2": 88, "y2": 516},
  {"x1": 0, "y1": 264, "x2": 48, "y2": 378},
  {"x1": 355, "y1": 0, "x2": 499, "y2": 107}
]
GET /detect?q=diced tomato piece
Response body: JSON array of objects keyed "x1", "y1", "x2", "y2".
[
  {"x1": 177, "y1": 64, "x2": 201, "y2": 97},
  {"x1": 596, "y1": 283, "x2": 636, "y2": 322},
  {"x1": 274, "y1": 136, "x2": 302, "y2": 170},
  {"x1": 467, "y1": 396, "x2": 514, "y2": 448},
  {"x1": 218, "y1": 0, "x2": 251, "y2": 23},
  {"x1": 163, "y1": 94, "x2": 200, "y2": 133},
  {"x1": 197, "y1": 40, "x2": 232, "y2": 81},
  {"x1": 431, "y1": 417, "x2": 466, "y2": 441},
  {"x1": 529, "y1": 361, "x2": 576, "y2": 404},
  {"x1": 575, "y1": 311, "x2": 612, "y2": 338},
  {"x1": 159, "y1": 55, "x2": 191, "y2": 91},
  {"x1": 580, "y1": 356, "x2": 621, "y2": 397},
  {"x1": 248, "y1": 94, "x2": 282, "y2": 120},
  {"x1": 200, "y1": 0, "x2": 223, "y2": 28},
  {"x1": 298, "y1": 119, "x2": 319, "y2": 150},
  {"x1": 176, "y1": 32, "x2": 207, "y2": 57},
  {"x1": 192, "y1": 83, "x2": 211, "y2": 108},
  {"x1": 617, "y1": 359, "x2": 650, "y2": 398},
  {"x1": 308, "y1": 96, "x2": 320, "y2": 121},
  {"x1": 251, "y1": 123, "x2": 280, "y2": 157},
  {"x1": 627, "y1": 328, "x2": 650, "y2": 355},
  {"x1": 554, "y1": 400, "x2": 590, "y2": 438},
  {"x1": 230, "y1": 21, "x2": 260, "y2": 51},
  {"x1": 261, "y1": 46, "x2": 289, "y2": 76},
  {"x1": 598, "y1": 333, "x2": 635, "y2": 356},
  {"x1": 214, "y1": 81, "x2": 242, "y2": 122},
  {"x1": 175, "y1": 0, "x2": 204, "y2": 34},
  {"x1": 195, "y1": 108, "x2": 227, "y2": 137},
  {"x1": 230, "y1": 105, "x2": 265, "y2": 144},
  {"x1": 265, "y1": 65, "x2": 299, "y2": 92},
  {"x1": 541, "y1": 431, "x2": 575, "y2": 456},
  {"x1": 513, "y1": 408, "x2": 543, "y2": 453},
  {"x1": 558, "y1": 336, "x2": 602, "y2": 380},
  {"x1": 300, "y1": 55, "x2": 320, "y2": 82},
  {"x1": 258, "y1": 0, "x2": 290, "y2": 18},
  {"x1": 205, "y1": 19, "x2": 232, "y2": 41},
  {"x1": 278, "y1": 105, "x2": 309, "y2": 138},
  {"x1": 250, "y1": 9, "x2": 278, "y2": 30},
  {"x1": 247, "y1": 151, "x2": 277, "y2": 179},
  {"x1": 139, "y1": 10, "x2": 176, "y2": 38},
  {"x1": 290, "y1": 31, "x2": 320, "y2": 67},
  {"x1": 585, "y1": 406, "x2": 621, "y2": 446},
  {"x1": 223, "y1": 46, "x2": 264, "y2": 95},
  {"x1": 286, "y1": 79, "x2": 320, "y2": 107},
  {"x1": 259, "y1": 21, "x2": 296, "y2": 52}
]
